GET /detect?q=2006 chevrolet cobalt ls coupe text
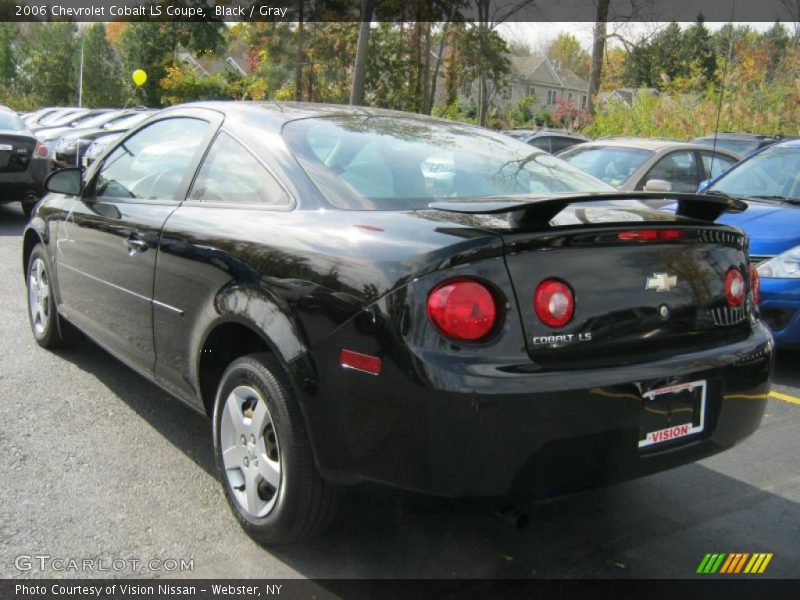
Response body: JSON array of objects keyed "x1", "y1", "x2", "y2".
[{"x1": 23, "y1": 102, "x2": 773, "y2": 544}]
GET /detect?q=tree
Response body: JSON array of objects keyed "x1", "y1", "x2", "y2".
[
  {"x1": 0, "y1": 23, "x2": 16, "y2": 87},
  {"x1": 23, "y1": 23, "x2": 79, "y2": 106},
  {"x1": 587, "y1": 0, "x2": 610, "y2": 114},
  {"x1": 684, "y1": 16, "x2": 717, "y2": 87},
  {"x1": 117, "y1": 22, "x2": 226, "y2": 106},
  {"x1": 81, "y1": 24, "x2": 125, "y2": 107},
  {"x1": 350, "y1": 0, "x2": 375, "y2": 105},
  {"x1": 546, "y1": 33, "x2": 590, "y2": 79}
]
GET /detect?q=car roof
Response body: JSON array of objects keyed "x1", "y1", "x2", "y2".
[
  {"x1": 168, "y1": 101, "x2": 477, "y2": 131},
  {"x1": 577, "y1": 137, "x2": 733, "y2": 153}
]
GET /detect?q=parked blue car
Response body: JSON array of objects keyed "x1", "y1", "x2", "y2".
[{"x1": 700, "y1": 140, "x2": 800, "y2": 347}]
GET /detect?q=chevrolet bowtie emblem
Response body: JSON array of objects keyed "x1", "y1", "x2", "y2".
[{"x1": 646, "y1": 273, "x2": 678, "y2": 292}]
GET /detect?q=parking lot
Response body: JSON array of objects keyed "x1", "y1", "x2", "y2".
[{"x1": 1, "y1": 201, "x2": 798, "y2": 580}]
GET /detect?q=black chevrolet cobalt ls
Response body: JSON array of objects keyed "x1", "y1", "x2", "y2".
[{"x1": 23, "y1": 102, "x2": 773, "y2": 543}]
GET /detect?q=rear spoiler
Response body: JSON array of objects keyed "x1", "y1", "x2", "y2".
[{"x1": 428, "y1": 192, "x2": 747, "y2": 226}]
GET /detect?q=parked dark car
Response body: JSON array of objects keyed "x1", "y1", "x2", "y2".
[
  {"x1": 52, "y1": 110, "x2": 155, "y2": 169},
  {"x1": 692, "y1": 133, "x2": 799, "y2": 157},
  {"x1": 503, "y1": 128, "x2": 589, "y2": 154},
  {"x1": 24, "y1": 102, "x2": 773, "y2": 544},
  {"x1": 0, "y1": 109, "x2": 49, "y2": 216}
]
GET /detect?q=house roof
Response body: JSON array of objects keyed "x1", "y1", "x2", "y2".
[{"x1": 508, "y1": 54, "x2": 588, "y2": 92}]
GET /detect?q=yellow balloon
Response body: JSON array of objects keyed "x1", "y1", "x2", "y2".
[{"x1": 132, "y1": 69, "x2": 147, "y2": 87}]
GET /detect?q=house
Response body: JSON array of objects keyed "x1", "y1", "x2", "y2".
[
  {"x1": 460, "y1": 54, "x2": 590, "y2": 113},
  {"x1": 597, "y1": 87, "x2": 659, "y2": 108}
]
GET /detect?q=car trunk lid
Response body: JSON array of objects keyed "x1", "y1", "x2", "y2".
[
  {"x1": 430, "y1": 193, "x2": 755, "y2": 368},
  {"x1": 0, "y1": 131, "x2": 36, "y2": 173}
]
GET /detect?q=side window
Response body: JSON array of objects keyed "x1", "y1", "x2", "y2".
[
  {"x1": 189, "y1": 132, "x2": 291, "y2": 206},
  {"x1": 94, "y1": 118, "x2": 209, "y2": 201},
  {"x1": 529, "y1": 137, "x2": 552, "y2": 153},
  {"x1": 643, "y1": 150, "x2": 699, "y2": 192},
  {"x1": 700, "y1": 152, "x2": 736, "y2": 180}
]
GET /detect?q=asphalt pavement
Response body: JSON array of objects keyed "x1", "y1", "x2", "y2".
[{"x1": 0, "y1": 202, "x2": 798, "y2": 581}]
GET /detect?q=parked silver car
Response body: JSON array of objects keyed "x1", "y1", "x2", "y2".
[{"x1": 558, "y1": 138, "x2": 740, "y2": 192}]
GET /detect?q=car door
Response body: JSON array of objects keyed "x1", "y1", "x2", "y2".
[
  {"x1": 55, "y1": 114, "x2": 218, "y2": 375},
  {"x1": 151, "y1": 131, "x2": 294, "y2": 406},
  {"x1": 639, "y1": 150, "x2": 701, "y2": 192},
  {"x1": 699, "y1": 150, "x2": 737, "y2": 182}
]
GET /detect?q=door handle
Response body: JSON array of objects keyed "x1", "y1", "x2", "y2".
[{"x1": 126, "y1": 237, "x2": 149, "y2": 255}]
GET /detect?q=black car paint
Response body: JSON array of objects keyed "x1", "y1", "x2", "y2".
[
  {"x1": 24, "y1": 102, "x2": 773, "y2": 502},
  {"x1": 0, "y1": 129, "x2": 47, "y2": 206}
]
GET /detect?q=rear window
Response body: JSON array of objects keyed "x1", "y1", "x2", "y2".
[
  {"x1": 559, "y1": 145, "x2": 654, "y2": 187},
  {"x1": 283, "y1": 116, "x2": 613, "y2": 210},
  {"x1": 0, "y1": 112, "x2": 26, "y2": 131}
]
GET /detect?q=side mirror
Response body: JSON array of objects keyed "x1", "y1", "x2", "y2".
[
  {"x1": 644, "y1": 178, "x2": 672, "y2": 192},
  {"x1": 697, "y1": 179, "x2": 710, "y2": 193},
  {"x1": 44, "y1": 168, "x2": 82, "y2": 196}
]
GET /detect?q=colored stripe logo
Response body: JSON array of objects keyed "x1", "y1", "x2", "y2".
[{"x1": 697, "y1": 553, "x2": 773, "y2": 574}]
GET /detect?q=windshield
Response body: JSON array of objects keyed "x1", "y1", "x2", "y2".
[
  {"x1": 283, "y1": 116, "x2": 613, "y2": 210},
  {"x1": 558, "y1": 145, "x2": 654, "y2": 187},
  {"x1": 0, "y1": 112, "x2": 26, "y2": 131},
  {"x1": 708, "y1": 145, "x2": 800, "y2": 201}
]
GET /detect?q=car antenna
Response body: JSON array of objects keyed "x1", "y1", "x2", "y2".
[{"x1": 710, "y1": 0, "x2": 736, "y2": 173}]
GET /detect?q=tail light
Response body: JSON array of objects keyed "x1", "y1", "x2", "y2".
[
  {"x1": 725, "y1": 268, "x2": 745, "y2": 307},
  {"x1": 617, "y1": 229, "x2": 684, "y2": 241},
  {"x1": 34, "y1": 141, "x2": 49, "y2": 159},
  {"x1": 534, "y1": 279, "x2": 574, "y2": 328},
  {"x1": 750, "y1": 265, "x2": 760, "y2": 305},
  {"x1": 427, "y1": 278, "x2": 497, "y2": 342}
]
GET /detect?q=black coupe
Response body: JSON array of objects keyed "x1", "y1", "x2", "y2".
[{"x1": 23, "y1": 102, "x2": 773, "y2": 544}]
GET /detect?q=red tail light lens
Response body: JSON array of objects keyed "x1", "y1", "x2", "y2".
[
  {"x1": 618, "y1": 229, "x2": 684, "y2": 241},
  {"x1": 725, "y1": 268, "x2": 745, "y2": 307},
  {"x1": 427, "y1": 278, "x2": 497, "y2": 342},
  {"x1": 34, "y1": 141, "x2": 49, "y2": 159},
  {"x1": 534, "y1": 279, "x2": 575, "y2": 328},
  {"x1": 750, "y1": 265, "x2": 760, "y2": 305}
]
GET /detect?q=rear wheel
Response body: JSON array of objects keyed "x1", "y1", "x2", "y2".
[
  {"x1": 212, "y1": 353, "x2": 340, "y2": 544},
  {"x1": 26, "y1": 244, "x2": 70, "y2": 348}
]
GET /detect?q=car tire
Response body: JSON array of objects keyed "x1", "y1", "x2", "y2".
[
  {"x1": 21, "y1": 194, "x2": 38, "y2": 218},
  {"x1": 212, "y1": 353, "x2": 341, "y2": 544},
  {"x1": 26, "y1": 244, "x2": 72, "y2": 348}
]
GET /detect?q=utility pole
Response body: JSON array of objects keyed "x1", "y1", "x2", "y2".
[{"x1": 77, "y1": 31, "x2": 84, "y2": 107}]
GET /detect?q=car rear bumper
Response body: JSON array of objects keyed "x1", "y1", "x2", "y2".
[
  {"x1": 298, "y1": 321, "x2": 774, "y2": 502},
  {"x1": 0, "y1": 160, "x2": 47, "y2": 203},
  {"x1": 758, "y1": 278, "x2": 800, "y2": 347}
]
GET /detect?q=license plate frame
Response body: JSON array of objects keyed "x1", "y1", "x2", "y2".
[{"x1": 638, "y1": 380, "x2": 706, "y2": 449}]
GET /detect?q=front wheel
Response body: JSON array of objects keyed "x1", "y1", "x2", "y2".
[
  {"x1": 212, "y1": 353, "x2": 340, "y2": 544},
  {"x1": 26, "y1": 245, "x2": 70, "y2": 348}
]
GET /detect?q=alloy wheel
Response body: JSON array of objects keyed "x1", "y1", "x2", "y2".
[
  {"x1": 28, "y1": 257, "x2": 51, "y2": 336},
  {"x1": 219, "y1": 385, "x2": 281, "y2": 518}
]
